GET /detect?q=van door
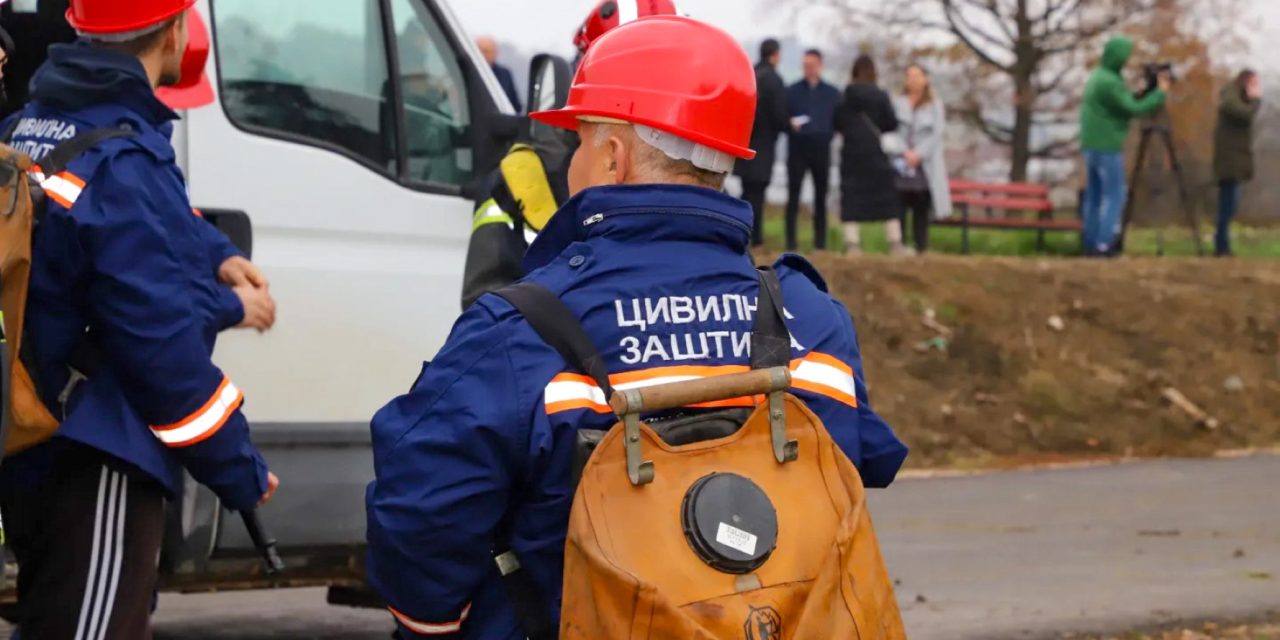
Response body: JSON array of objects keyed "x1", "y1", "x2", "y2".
[{"x1": 184, "y1": 0, "x2": 509, "y2": 554}]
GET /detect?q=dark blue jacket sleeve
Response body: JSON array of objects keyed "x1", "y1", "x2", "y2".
[
  {"x1": 192, "y1": 216, "x2": 245, "y2": 330},
  {"x1": 776, "y1": 264, "x2": 907, "y2": 488},
  {"x1": 366, "y1": 305, "x2": 526, "y2": 638},
  {"x1": 81, "y1": 152, "x2": 267, "y2": 510},
  {"x1": 195, "y1": 212, "x2": 243, "y2": 270}
]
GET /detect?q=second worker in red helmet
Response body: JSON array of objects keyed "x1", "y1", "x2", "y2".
[{"x1": 459, "y1": 0, "x2": 679, "y2": 310}]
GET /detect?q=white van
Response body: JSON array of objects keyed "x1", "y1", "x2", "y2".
[{"x1": 1, "y1": 0, "x2": 568, "y2": 607}]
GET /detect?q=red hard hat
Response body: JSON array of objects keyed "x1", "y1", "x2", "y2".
[
  {"x1": 67, "y1": 0, "x2": 197, "y2": 35},
  {"x1": 573, "y1": 0, "x2": 679, "y2": 53},
  {"x1": 534, "y1": 15, "x2": 757, "y2": 161},
  {"x1": 156, "y1": 8, "x2": 214, "y2": 110}
]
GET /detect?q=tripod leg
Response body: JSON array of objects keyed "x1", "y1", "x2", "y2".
[
  {"x1": 1159, "y1": 130, "x2": 1205, "y2": 256},
  {"x1": 1118, "y1": 130, "x2": 1152, "y2": 254}
]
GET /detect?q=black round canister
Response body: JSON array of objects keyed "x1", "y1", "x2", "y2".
[{"x1": 680, "y1": 472, "x2": 778, "y2": 574}]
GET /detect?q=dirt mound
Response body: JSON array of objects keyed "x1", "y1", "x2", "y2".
[{"x1": 799, "y1": 254, "x2": 1280, "y2": 468}]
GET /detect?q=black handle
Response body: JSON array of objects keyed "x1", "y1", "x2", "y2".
[{"x1": 239, "y1": 509, "x2": 285, "y2": 575}]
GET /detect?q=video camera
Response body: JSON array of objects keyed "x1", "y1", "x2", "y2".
[{"x1": 1139, "y1": 62, "x2": 1176, "y2": 98}]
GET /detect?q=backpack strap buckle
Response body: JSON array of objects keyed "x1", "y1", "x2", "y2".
[{"x1": 618, "y1": 391, "x2": 655, "y2": 486}]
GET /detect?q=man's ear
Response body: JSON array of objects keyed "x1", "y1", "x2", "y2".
[
  {"x1": 167, "y1": 14, "x2": 186, "y2": 56},
  {"x1": 607, "y1": 133, "x2": 630, "y2": 185}
]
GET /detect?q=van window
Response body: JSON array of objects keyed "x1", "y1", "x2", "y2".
[
  {"x1": 389, "y1": 0, "x2": 473, "y2": 187},
  {"x1": 212, "y1": 0, "x2": 396, "y2": 173}
]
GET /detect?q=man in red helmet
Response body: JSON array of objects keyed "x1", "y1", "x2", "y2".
[
  {"x1": 460, "y1": 0, "x2": 679, "y2": 310},
  {"x1": 367, "y1": 15, "x2": 905, "y2": 640},
  {"x1": 0, "y1": 1, "x2": 277, "y2": 636}
]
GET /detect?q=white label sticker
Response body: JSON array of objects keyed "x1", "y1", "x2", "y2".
[{"x1": 716, "y1": 522, "x2": 759, "y2": 556}]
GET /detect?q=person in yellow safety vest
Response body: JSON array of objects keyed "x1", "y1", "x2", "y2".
[{"x1": 460, "y1": 0, "x2": 679, "y2": 310}]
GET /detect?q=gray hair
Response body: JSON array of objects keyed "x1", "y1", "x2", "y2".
[{"x1": 592, "y1": 124, "x2": 727, "y2": 190}]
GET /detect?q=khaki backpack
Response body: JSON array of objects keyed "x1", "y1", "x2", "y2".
[
  {"x1": 493, "y1": 269, "x2": 906, "y2": 640},
  {"x1": 0, "y1": 123, "x2": 134, "y2": 459}
]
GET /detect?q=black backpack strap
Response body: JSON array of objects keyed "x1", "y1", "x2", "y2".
[
  {"x1": 486, "y1": 282, "x2": 608, "y2": 640},
  {"x1": 491, "y1": 281, "x2": 613, "y2": 397},
  {"x1": 751, "y1": 267, "x2": 790, "y2": 370},
  {"x1": 1, "y1": 117, "x2": 19, "y2": 144},
  {"x1": 36, "y1": 127, "x2": 137, "y2": 175}
]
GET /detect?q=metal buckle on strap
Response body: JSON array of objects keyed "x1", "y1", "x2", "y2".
[
  {"x1": 57, "y1": 367, "x2": 89, "y2": 408},
  {"x1": 494, "y1": 550, "x2": 522, "y2": 577}
]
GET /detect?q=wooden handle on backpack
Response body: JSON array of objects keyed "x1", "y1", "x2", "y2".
[{"x1": 609, "y1": 367, "x2": 791, "y2": 415}]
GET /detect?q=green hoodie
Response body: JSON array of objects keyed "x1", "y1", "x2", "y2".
[{"x1": 1080, "y1": 36, "x2": 1167, "y2": 152}]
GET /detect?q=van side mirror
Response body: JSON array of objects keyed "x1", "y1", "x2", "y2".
[{"x1": 527, "y1": 54, "x2": 572, "y2": 116}]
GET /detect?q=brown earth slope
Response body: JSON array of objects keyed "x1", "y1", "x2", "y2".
[{"x1": 798, "y1": 255, "x2": 1280, "y2": 468}]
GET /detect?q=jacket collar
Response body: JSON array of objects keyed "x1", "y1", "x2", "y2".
[
  {"x1": 31, "y1": 41, "x2": 178, "y2": 128},
  {"x1": 524, "y1": 184, "x2": 753, "y2": 273}
]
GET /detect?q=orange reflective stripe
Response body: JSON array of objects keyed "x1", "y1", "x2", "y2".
[
  {"x1": 793, "y1": 351, "x2": 853, "y2": 376},
  {"x1": 149, "y1": 376, "x2": 244, "y2": 447},
  {"x1": 790, "y1": 353, "x2": 859, "y2": 408},
  {"x1": 388, "y1": 604, "x2": 471, "y2": 635},
  {"x1": 544, "y1": 353, "x2": 861, "y2": 414},
  {"x1": 38, "y1": 170, "x2": 86, "y2": 209}
]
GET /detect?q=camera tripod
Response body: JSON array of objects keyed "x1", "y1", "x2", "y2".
[{"x1": 1117, "y1": 114, "x2": 1205, "y2": 256}]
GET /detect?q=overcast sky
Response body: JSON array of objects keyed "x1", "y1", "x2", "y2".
[{"x1": 451, "y1": 0, "x2": 1280, "y2": 71}]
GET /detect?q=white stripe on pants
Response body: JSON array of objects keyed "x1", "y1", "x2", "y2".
[{"x1": 72, "y1": 468, "x2": 127, "y2": 640}]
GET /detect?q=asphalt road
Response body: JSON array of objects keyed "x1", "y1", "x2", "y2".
[{"x1": 6, "y1": 455, "x2": 1278, "y2": 639}]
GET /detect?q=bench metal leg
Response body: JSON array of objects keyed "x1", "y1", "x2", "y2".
[{"x1": 962, "y1": 204, "x2": 971, "y2": 255}]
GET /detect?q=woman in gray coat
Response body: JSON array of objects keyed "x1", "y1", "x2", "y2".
[{"x1": 892, "y1": 64, "x2": 951, "y2": 253}]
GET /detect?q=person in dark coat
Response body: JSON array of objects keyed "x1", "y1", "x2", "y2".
[
  {"x1": 785, "y1": 49, "x2": 841, "y2": 251},
  {"x1": 735, "y1": 38, "x2": 789, "y2": 247},
  {"x1": 833, "y1": 55, "x2": 905, "y2": 256},
  {"x1": 1212, "y1": 68, "x2": 1262, "y2": 257},
  {"x1": 476, "y1": 35, "x2": 522, "y2": 112}
]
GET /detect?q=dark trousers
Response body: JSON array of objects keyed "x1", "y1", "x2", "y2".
[
  {"x1": 1, "y1": 446, "x2": 165, "y2": 639},
  {"x1": 785, "y1": 142, "x2": 831, "y2": 251},
  {"x1": 1216, "y1": 180, "x2": 1241, "y2": 256},
  {"x1": 740, "y1": 180, "x2": 769, "y2": 247},
  {"x1": 901, "y1": 189, "x2": 933, "y2": 253}
]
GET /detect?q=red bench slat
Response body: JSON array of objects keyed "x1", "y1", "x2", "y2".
[
  {"x1": 949, "y1": 179, "x2": 1049, "y2": 198},
  {"x1": 935, "y1": 217, "x2": 1081, "y2": 231},
  {"x1": 950, "y1": 194, "x2": 1054, "y2": 212}
]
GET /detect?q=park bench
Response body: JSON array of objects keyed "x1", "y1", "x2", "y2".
[{"x1": 938, "y1": 179, "x2": 1082, "y2": 254}]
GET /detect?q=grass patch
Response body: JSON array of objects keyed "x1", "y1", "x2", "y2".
[{"x1": 758, "y1": 206, "x2": 1280, "y2": 258}]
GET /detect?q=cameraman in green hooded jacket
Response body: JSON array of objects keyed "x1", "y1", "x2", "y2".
[{"x1": 1080, "y1": 35, "x2": 1170, "y2": 256}]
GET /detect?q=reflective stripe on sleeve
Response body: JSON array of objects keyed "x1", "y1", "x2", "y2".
[
  {"x1": 388, "y1": 603, "x2": 471, "y2": 636},
  {"x1": 789, "y1": 352, "x2": 858, "y2": 408},
  {"x1": 34, "y1": 169, "x2": 86, "y2": 209},
  {"x1": 149, "y1": 376, "x2": 244, "y2": 447},
  {"x1": 472, "y1": 199, "x2": 513, "y2": 231}
]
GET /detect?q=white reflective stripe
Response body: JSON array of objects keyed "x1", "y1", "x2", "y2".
[
  {"x1": 617, "y1": 0, "x2": 640, "y2": 24},
  {"x1": 389, "y1": 604, "x2": 471, "y2": 635},
  {"x1": 545, "y1": 374, "x2": 707, "y2": 407},
  {"x1": 545, "y1": 379, "x2": 608, "y2": 408},
  {"x1": 30, "y1": 170, "x2": 48, "y2": 182},
  {"x1": 150, "y1": 380, "x2": 242, "y2": 447},
  {"x1": 41, "y1": 173, "x2": 85, "y2": 206},
  {"x1": 791, "y1": 358, "x2": 857, "y2": 405},
  {"x1": 523, "y1": 225, "x2": 538, "y2": 245},
  {"x1": 616, "y1": 375, "x2": 701, "y2": 391}
]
